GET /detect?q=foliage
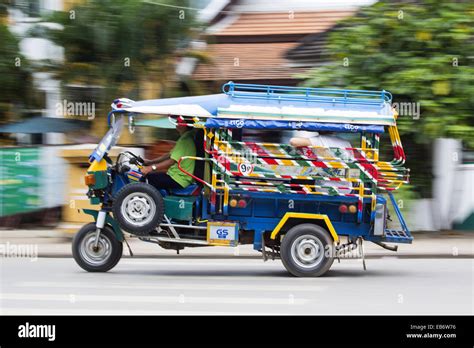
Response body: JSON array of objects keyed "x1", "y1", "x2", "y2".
[
  {"x1": 301, "y1": 0, "x2": 474, "y2": 197},
  {"x1": 0, "y1": 22, "x2": 34, "y2": 123},
  {"x1": 38, "y1": 0, "x2": 197, "y2": 102}
]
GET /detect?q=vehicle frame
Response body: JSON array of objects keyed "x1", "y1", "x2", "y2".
[{"x1": 72, "y1": 81, "x2": 412, "y2": 277}]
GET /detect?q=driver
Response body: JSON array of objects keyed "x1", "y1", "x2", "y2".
[{"x1": 141, "y1": 119, "x2": 196, "y2": 190}]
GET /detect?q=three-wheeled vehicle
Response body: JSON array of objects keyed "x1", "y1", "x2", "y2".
[{"x1": 72, "y1": 82, "x2": 412, "y2": 277}]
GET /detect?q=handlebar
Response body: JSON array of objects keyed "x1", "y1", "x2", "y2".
[
  {"x1": 129, "y1": 157, "x2": 143, "y2": 165},
  {"x1": 123, "y1": 151, "x2": 144, "y2": 165}
]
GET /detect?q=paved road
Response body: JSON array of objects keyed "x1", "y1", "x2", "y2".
[{"x1": 0, "y1": 257, "x2": 472, "y2": 315}]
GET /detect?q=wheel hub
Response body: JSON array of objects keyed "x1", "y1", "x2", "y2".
[
  {"x1": 128, "y1": 197, "x2": 149, "y2": 219},
  {"x1": 291, "y1": 235, "x2": 325, "y2": 269},
  {"x1": 79, "y1": 232, "x2": 112, "y2": 266},
  {"x1": 121, "y1": 192, "x2": 156, "y2": 227}
]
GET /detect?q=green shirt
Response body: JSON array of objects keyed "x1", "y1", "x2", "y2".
[{"x1": 167, "y1": 130, "x2": 196, "y2": 187}]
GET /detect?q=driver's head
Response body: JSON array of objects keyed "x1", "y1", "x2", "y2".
[
  {"x1": 176, "y1": 124, "x2": 188, "y2": 134},
  {"x1": 176, "y1": 116, "x2": 189, "y2": 135}
]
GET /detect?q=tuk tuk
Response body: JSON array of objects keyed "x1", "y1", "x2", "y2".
[{"x1": 72, "y1": 82, "x2": 412, "y2": 277}]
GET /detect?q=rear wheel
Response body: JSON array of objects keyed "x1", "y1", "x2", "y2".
[
  {"x1": 280, "y1": 223, "x2": 334, "y2": 277},
  {"x1": 112, "y1": 183, "x2": 164, "y2": 235},
  {"x1": 72, "y1": 223, "x2": 123, "y2": 272}
]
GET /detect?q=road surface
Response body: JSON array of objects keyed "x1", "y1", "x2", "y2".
[{"x1": 0, "y1": 257, "x2": 472, "y2": 315}]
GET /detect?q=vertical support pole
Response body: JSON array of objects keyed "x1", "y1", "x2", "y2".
[
  {"x1": 357, "y1": 182, "x2": 364, "y2": 223},
  {"x1": 365, "y1": 132, "x2": 377, "y2": 222},
  {"x1": 370, "y1": 193, "x2": 377, "y2": 222},
  {"x1": 222, "y1": 128, "x2": 232, "y2": 216},
  {"x1": 388, "y1": 126, "x2": 405, "y2": 164},
  {"x1": 210, "y1": 129, "x2": 218, "y2": 214},
  {"x1": 361, "y1": 131, "x2": 367, "y2": 151},
  {"x1": 357, "y1": 132, "x2": 366, "y2": 223},
  {"x1": 373, "y1": 133, "x2": 380, "y2": 162}
]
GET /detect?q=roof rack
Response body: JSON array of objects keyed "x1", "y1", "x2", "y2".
[{"x1": 222, "y1": 81, "x2": 392, "y2": 107}]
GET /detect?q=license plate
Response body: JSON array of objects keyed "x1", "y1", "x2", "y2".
[{"x1": 207, "y1": 222, "x2": 239, "y2": 246}]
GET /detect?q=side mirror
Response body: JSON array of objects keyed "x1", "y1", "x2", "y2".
[
  {"x1": 128, "y1": 115, "x2": 135, "y2": 134},
  {"x1": 109, "y1": 112, "x2": 116, "y2": 128}
]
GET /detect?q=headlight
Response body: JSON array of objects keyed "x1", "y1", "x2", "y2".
[{"x1": 84, "y1": 173, "x2": 96, "y2": 186}]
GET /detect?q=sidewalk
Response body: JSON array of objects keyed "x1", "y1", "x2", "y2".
[{"x1": 0, "y1": 228, "x2": 472, "y2": 258}]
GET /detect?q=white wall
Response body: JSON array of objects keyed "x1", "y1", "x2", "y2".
[
  {"x1": 40, "y1": 146, "x2": 68, "y2": 208},
  {"x1": 10, "y1": 4, "x2": 65, "y2": 145},
  {"x1": 432, "y1": 138, "x2": 462, "y2": 230},
  {"x1": 450, "y1": 164, "x2": 474, "y2": 226},
  {"x1": 406, "y1": 138, "x2": 473, "y2": 231}
]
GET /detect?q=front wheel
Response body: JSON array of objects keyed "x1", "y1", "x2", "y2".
[
  {"x1": 280, "y1": 223, "x2": 334, "y2": 277},
  {"x1": 72, "y1": 223, "x2": 123, "y2": 272}
]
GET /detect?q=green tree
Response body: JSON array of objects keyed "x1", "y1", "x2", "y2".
[
  {"x1": 301, "y1": 0, "x2": 474, "y2": 197},
  {"x1": 0, "y1": 21, "x2": 34, "y2": 124},
  {"x1": 39, "y1": 0, "x2": 197, "y2": 103}
]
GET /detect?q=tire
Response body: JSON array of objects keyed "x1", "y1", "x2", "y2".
[
  {"x1": 280, "y1": 223, "x2": 334, "y2": 277},
  {"x1": 112, "y1": 183, "x2": 164, "y2": 235},
  {"x1": 72, "y1": 223, "x2": 123, "y2": 272}
]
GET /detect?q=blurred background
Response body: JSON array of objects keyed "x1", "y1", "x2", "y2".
[{"x1": 0, "y1": 0, "x2": 473, "y2": 234}]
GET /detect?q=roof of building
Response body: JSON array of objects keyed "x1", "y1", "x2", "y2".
[
  {"x1": 285, "y1": 31, "x2": 332, "y2": 67},
  {"x1": 210, "y1": 11, "x2": 355, "y2": 39},
  {"x1": 192, "y1": 42, "x2": 308, "y2": 81},
  {"x1": 189, "y1": 1, "x2": 359, "y2": 82}
]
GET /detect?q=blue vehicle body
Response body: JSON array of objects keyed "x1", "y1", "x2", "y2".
[{"x1": 76, "y1": 82, "x2": 413, "y2": 276}]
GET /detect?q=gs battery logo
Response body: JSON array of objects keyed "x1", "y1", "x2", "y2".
[
  {"x1": 208, "y1": 223, "x2": 237, "y2": 246},
  {"x1": 216, "y1": 229, "x2": 229, "y2": 239}
]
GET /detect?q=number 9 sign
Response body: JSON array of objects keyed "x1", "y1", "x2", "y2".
[{"x1": 238, "y1": 163, "x2": 254, "y2": 176}]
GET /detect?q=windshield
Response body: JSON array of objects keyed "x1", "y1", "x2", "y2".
[{"x1": 89, "y1": 115, "x2": 124, "y2": 162}]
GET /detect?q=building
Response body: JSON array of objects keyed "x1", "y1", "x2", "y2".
[
  {"x1": 180, "y1": 0, "x2": 376, "y2": 90},
  {"x1": 7, "y1": 0, "x2": 69, "y2": 145}
]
